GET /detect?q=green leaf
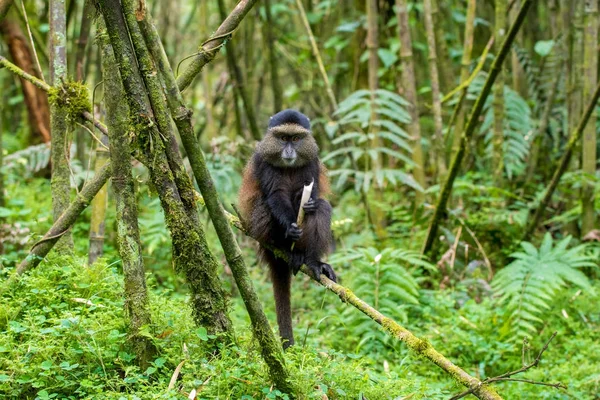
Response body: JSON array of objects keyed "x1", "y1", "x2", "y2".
[{"x1": 534, "y1": 40, "x2": 555, "y2": 57}]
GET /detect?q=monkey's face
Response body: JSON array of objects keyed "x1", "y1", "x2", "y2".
[{"x1": 257, "y1": 124, "x2": 319, "y2": 168}]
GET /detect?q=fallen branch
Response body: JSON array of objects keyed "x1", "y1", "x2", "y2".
[
  {"x1": 450, "y1": 332, "x2": 566, "y2": 400},
  {"x1": 221, "y1": 207, "x2": 503, "y2": 400}
]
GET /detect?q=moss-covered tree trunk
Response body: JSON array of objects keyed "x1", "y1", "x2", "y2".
[
  {"x1": 396, "y1": 0, "x2": 426, "y2": 206},
  {"x1": 492, "y1": 0, "x2": 506, "y2": 187},
  {"x1": 101, "y1": 34, "x2": 155, "y2": 367},
  {"x1": 581, "y1": 0, "x2": 597, "y2": 235},
  {"x1": 136, "y1": 11, "x2": 293, "y2": 393},
  {"x1": 96, "y1": 0, "x2": 231, "y2": 336},
  {"x1": 49, "y1": 0, "x2": 73, "y2": 253}
]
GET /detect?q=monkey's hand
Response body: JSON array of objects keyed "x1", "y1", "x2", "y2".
[
  {"x1": 306, "y1": 262, "x2": 337, "y2": 283},
  {"x1": 285, "y1": 222, "x2": 302, "y2": 241},
  {"x1": 302, "y1": 198, "x2": 318, "y2": 214}
]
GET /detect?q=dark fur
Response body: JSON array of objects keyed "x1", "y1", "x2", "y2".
[{"x1": 239, "y1": 110, "x2": 335, "y2": 349}]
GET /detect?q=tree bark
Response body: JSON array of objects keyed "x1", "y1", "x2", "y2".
[
  {"x1": 396, "y1": 0, "x2": 426, "y2": 205},
  {"x1": 49, "y1": 0, "x2": 73, "y2": 252},
  {"x1": 422, "y1": 0, "x2": 533, "y2": 256},
  {"x1": 101, "y1": 34, "x2": 156, "y2": 367},
  {"x1": 0, "y1": 19, "x2": 50, "y2": 143},
  {"x1": 87, "y1": 133, "x2": 109, "y2": 265},
  {"x1": 581, "y1": 0, "x2": 597, "y2": 235}
]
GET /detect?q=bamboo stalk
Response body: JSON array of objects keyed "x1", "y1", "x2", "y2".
[
  {"x1": 422, "y1": 0, "x2": 533, "y2": 256},
  {"x1": 492, "y1": 0, "x2": 506, "y2": 186}
]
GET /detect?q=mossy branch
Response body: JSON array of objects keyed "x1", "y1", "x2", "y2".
[
  {"x1": 522, "y1": 78, "x2": 600, "y2": 240},
  {"x1": 422, "y1": 0, "x2": 533, "y2": 256},
  {"x1": 175, "y1": 0, "x2": 259, "y2": 92},
  {"x1": 16, "y1": 163, "x2": 112, "y2": 275},
  {"x1": 218, "y1": 207, "x2": 503, "y2": 400},
  {"x1": 0, "y1": 55, "x2": 108, "y2": 135}
]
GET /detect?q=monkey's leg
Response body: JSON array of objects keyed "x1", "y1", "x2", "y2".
[{"x1": 263, "y1": 248, "x2": 295, "y2": 349}]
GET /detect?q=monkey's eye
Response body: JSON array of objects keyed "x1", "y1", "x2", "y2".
[{"x1": 292, "y1": 136, "x2": 300, "y2": 142}]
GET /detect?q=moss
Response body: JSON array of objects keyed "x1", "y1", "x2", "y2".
[{"x1": 48, "y1": 80, "x2": 92, "y2": 123}]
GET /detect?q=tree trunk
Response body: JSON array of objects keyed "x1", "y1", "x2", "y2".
[
  {"x1": 451, "y1": 0, "x2": 476, "y2": 158},
  {"x1": 49, "y1": 0, "x2": 73, "y2": 253},
  {"x1": 431, "y1": 0, "x2": 454, "y2": 92},
  {"x1": 492, "y1": 0, "x2": 506, "y2": 186},
  {"x1": 0, "y1": 19, "x2": 50, "y2": 143},
  {"x1": 97, "y1": 0, "x2": 232, "y2": 335},
  {"x1": 263, "y1": 0, "x2": 283, "y2": 112},
  {"x1": 423, "y1": 0, "x2": 446, "y2": 181},
  {"x1": 136, "y1": 12, "x2": 293, "y2": 392},
  {"x1": 101, "y1": 34, "x2": 156, "y2": 367},
  {"x1": 87, "y1": 133, "x2": 109, "y2": 265},
  {"x1": 581, "y1": 0, "x2": 597, "y2": 235},
  {"x1": 217, "y1": 0, "x2": 261, "y2": 141},
  {"x1": 396, "y1": 0, "x2": 426, "y2": 206}
]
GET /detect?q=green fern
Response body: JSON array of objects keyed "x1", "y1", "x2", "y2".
[
  {"x1": 470, "y1": 75, "x2": 533, "y2": 180},
  {"x1": 3, "y1": 143, "x2": 51, "y2": 177},
  {"x1": 330, "y1": 247, "x2": 430, "y2": 353},
  {"x1": 322, "y1": 89, "x2": 422, "y2": 193},
  {"x1": 492, "y1": 233, "x2": 595, "y2": 340}
]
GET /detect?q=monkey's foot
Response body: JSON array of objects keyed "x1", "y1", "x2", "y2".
[
  {"x1": 289, "y1": 252, "x2": 305, "y2": 275},
  {"x1": 306, "y1": 262, "x2": 337, "y2": 283}
]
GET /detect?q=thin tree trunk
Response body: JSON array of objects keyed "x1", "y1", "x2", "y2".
[
  {"x1": 49, "y1": 0, "x2": 73, "y2": 252},
  {"x1": 563, "y1": 0, "x2": 581, "y2": 237},
  {"x1": 263, "y1": 0, "x2": 282, "y2": 112},
  {"x1": 101, "y1": 34, "x2": 155, "y2": 367},
  {"x1": 396, "y1": 0, "x2": 426, "y2": 205},
  {"x1": 74, "y1": 5, "x2": 91, "y2": 81},
  {"x1": 451, "y1": 0, "x2": 476, "y2": 158},
  {"x1": 0, "y1": 20, "x2": 50, "y2": 142},
  {"x1": 97, "y1": 0, "x2": 231, "y2": 335},
  {"x1": 581, "y1": 0, "x2": 597, "y2": 235},
  {"x1": 87, "y1": 133, "x2": 109, "y2": 265},
  {"x1": 422, "y1": 0, "x2": 533, "y2": 256},
  {"x1": 217, "y1": 0, "x2": 260, "y2": 141},
  {"x1": 137, "y1": 13, "x2": 293, "y2": 392},
  {"x1": 523, "y1": 79, "x2": 600, "y2": 240},
  {"x1": 509, "y1": 0, "x2": 526, "y2": 96},
  {"x1": 431, "y1": 0, "x2": 454, "y2": 92},
  {"x1": 492, "y1": 0, "x2": 506, "y2": 186},
  {"x1": 423, "y1": 0, "x2": 446, "y2": 181}
]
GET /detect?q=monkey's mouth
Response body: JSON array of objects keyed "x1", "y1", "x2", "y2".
[{"x1": 282, "y1": 157, "x2": 296, "y2": 166}]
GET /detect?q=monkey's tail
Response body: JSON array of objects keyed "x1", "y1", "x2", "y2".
[{"x1": 261, "y1": 247, "x2": 294, "y2": 349}]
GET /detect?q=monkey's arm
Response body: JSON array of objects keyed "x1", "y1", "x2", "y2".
[{"x1": 266, "y1": 190, "x2": 302, "y2": 240}]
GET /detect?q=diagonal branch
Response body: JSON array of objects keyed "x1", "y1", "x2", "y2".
[{"x1": 175, "y1": 0, "x2": 259, "y2": 92}]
